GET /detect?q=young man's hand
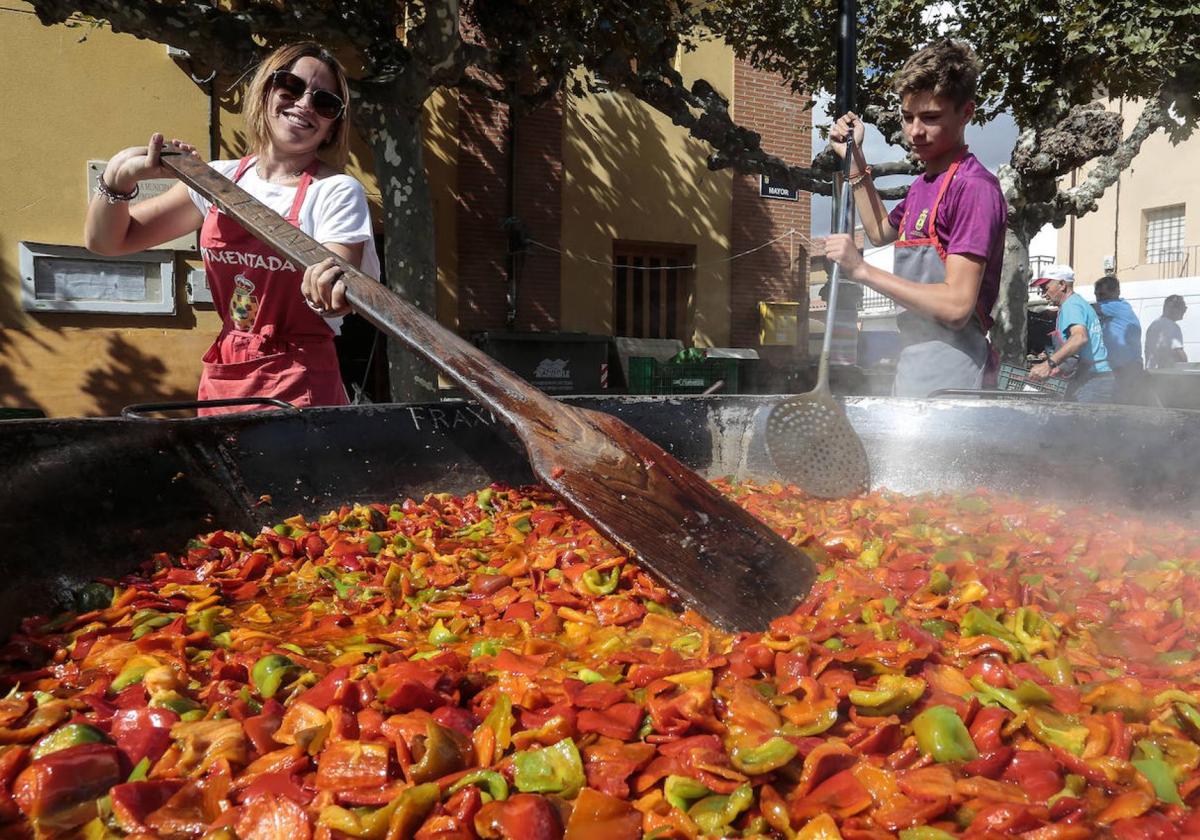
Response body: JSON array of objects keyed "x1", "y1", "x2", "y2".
[
  {"x1": 1028, "y1": 361, "x2": 1054, "y2": 381},
  {"x1": 824, "y1": 233, "x2": 865, "y2": 280},
  {"x1": 830, "y1": 112, "x2": 866, "y2": 162}
]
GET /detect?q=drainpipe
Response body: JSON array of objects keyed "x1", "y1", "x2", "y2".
[
  {"x1": 504, "y1": 106, "x2": 521, "y2": 331},
  {"x1": 1112, "y1": 98, "x2": 1123, "y2": 273}
]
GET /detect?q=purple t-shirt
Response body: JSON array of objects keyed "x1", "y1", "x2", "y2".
[{"x1": 887, "y1": 152, "x2": 1008, "y2": 328}]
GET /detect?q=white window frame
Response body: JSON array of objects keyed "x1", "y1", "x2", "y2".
[
  {"x1": 1144, "y1": 204, "x2": 1186, "y2": 265},
  {"x1": 19, "y1": 242, "x2": 177, "y2": 315}
]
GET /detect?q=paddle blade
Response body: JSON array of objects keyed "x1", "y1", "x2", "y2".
[
  {"x1": 765, "y1": 393, "x2": 870, "y2": 499},
  {"x1": 528, "y1": 408, "x2": 818, "y2": 632}
]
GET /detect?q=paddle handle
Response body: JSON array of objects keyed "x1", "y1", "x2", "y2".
[
  {"x1": 161, "y1": 153, "x2": 567, "y2": 431},
  {"x1": 818, "y1": 136, "x2": 857, "y2": 391}
]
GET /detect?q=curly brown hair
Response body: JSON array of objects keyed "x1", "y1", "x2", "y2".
[
  {"x1": 242, "y1": 42, "x2": 351, "y2": 166},
  {"x1": 893, "y1": 39, "x2": 980, "y2": 110}
]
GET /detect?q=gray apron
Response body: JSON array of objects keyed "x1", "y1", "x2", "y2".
[{"x1": 891, "y1": 156, "x2": 991, "y2": 397}]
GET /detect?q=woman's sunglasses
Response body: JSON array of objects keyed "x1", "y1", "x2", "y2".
[{"x1": 270, "y1": 70, "x2": 345, "y2": 121}]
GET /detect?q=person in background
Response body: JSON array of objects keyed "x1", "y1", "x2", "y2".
[
  {"x1": 1029, "y1": 264, "x2": 1114, "y2": 403},
  {"x1": 84, "y1": 42, "x2": 379, "y2": 416},
  {"x1": 1093, "y1": 274, "x2": 1144, "y2": 404},
  {"x1": 1145, "y1": 295, "x2": 1190, "y2": 369},
  {"x1": 824, "y1": 39, "x2": 1008, "y2": 397}
]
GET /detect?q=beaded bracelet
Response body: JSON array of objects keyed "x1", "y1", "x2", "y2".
[
  {"x1": 848, "y1": 165, "x2": 873, "y2": 188},
  {"x1": 97, "y1": 176, "x2": 139, "y2": 204}
]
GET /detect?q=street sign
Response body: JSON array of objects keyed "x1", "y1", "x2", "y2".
[{"x1": 759, "y1": 174, "x2": 799, "y2": 201}]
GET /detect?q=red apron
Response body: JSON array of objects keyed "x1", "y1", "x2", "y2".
[{"x1": 196, "y1": 156, "x2": 348, "y2": 416}]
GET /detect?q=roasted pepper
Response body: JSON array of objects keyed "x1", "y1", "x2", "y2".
[
  {"x1": 31, "y1": 724, "x2": 109, "y2": 760},
  {"x1": 730, "y1": 736, "x2": 798, "y2": 774},
  {"x1": 850, "y1": 675, "x2": 927, "y2": 716},
  {"x1": 512, "y1": 738, "x2": 585, "y2": 798},
  {"x1": 251, "y1": 653, "x2": 300, "y2": 699},
  {"x1": 318, "y1": 782, "x2": 440, "y2": 839},
  {"x1": 912, "y1": 705, "x2": 978, "y2": 763},
  {"x1": 581, "y1": 566, "x2": 620, "y2": 596},
  {"x1": 448, "y1": 768, "x2": 509, "y2": 801},
  {"x1": 1132, "y1": 740, "x2": 1184, "y2": 805},
  {"x1": 664, "y1": 775, "x2": 711, "y2": 812},
  {"x1": 1027, "y1": 709, "x2": 1089, "y2": 756},
  {"x1": 688, "y1": 783, "x2": 753, "y2": 836},
  {"x1": 409, "y1": 722, "x2": 469, "y2": 784}
]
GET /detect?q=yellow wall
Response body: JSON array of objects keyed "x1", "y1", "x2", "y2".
[
  {"x1": 560, "y1": 37, "x2": 734, "y2": 346},
  {"x1": 0, "y1": 8, "x2": 217, "y2": 417},
  {"x1": 1058, "y1": 98, "x2": 1200, "y2": 285}
]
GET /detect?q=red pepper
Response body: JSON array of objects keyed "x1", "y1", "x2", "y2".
[
  {"x1": 111, "y1": 706, "x2": 178, "y2": 766},
  {"x1": 1000, "y1": 748, "x2": 1063, "y2": 801},
  {"x1": 1105, "y1": 711, "x2": 1133, "y2": 760},
  {"x1": 963, "y1": 746, "x2": 1015, "y2": 779},
  {"x1": 475, "y1": 793, "x2": 563, "y2": 840},
  {"x1": 296, "y1": 665, "x2": 353, "y2": 711},
  {"x1": 968, "y1": 706, "x2": 1010, "y2": 753},
  {"x1": 14, "y1": 743, "x2": 126, "y2": 828}
]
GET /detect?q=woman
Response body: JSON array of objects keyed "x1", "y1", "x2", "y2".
[{"x1": 85, "y1": 42, "x2": 379, "y2": 415}]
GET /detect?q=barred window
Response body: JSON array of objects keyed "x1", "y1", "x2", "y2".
[
  {"x1": 612, "y1": 242, "x2": 693, "y2": 339},
  {"x1": 1144, "y1": 205, "x2": 1186, "y2": 264}
]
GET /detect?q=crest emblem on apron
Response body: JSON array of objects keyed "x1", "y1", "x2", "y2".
[
  {"x1": 230, "y1": 274, "x2": 259, "y2": 331},
  {"x1": 914, "y1": 208, "x2": 929, "y2": 233}
]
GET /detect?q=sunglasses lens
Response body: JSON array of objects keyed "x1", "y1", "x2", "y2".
[
  {"x1": 272, "y1": 71, "x2": 306, "y2": 99},
  {"x1": 311, "y1": 90, "x2": 344, "y2": 120}
]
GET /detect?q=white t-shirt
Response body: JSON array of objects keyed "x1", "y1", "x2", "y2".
[
  {"x1": 188, "y1": 159, "x2": 381, "y2": 333},
  {"x1": 1145, "y1": 316, "x2": 1186, "y2": 369}
]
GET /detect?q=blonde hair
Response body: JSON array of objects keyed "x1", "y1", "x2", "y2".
[
  {"x1": 893, "y1": 39, "x2": 980, "y2": 110},
  {"x1": 242, "y1": 42, "x2": 351, "y2": 166}
]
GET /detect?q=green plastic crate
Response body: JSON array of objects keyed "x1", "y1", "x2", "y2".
[{"x1": 627, "y1": 356, "x2": 739, "y2": 395}]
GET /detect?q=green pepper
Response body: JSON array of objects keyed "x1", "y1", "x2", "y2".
[
  {"x1": 319, "y1": 782, "x2": 439, "y2": 839},
  {"x1": 427, "y1": 619, "x2": 460, "y2": 646},
  {"x1": 470, "y1": 639, "x2": 500, "y2": 659},
  {"x1": 670, "y1": 631, "x2": 703, "y2": 656},
  {"x1": 76, "y1": 582, "x2": 114, "y2": 613},
  {"x1": 729, "y1": 736, "x2": 797, "y2": 774},
  {"x1": 922, "y1": 619, "x2": 953, "y2": 639},
  {"x1": 392, "y1": 534, "x2": 414, "y2": 554},
  {"x1": 483, "y1": 694, "x2": 514, "y2": 753},
  {"x1": 1035, "y1": 655, "x2": 1075, "y2": 686},
  {"x1": 1175, "y1": 702, "x2": 1200, "y2": 741},
  {"x1": 857, "y1": 540, "x2": 883, "y2": 569},
  {"x1": 447, "y1": 768, "x2": 509, "y2": 801},
  {"x1": 782, "y1": 704, "x2": 840, "y2": 737},
  {"x1": 186, "y1": 606, "x2": 229, "y2": 637},
  {"x1": 513, "y1": 737, "x2": 585, "y2": 798},
  {"x1": 512, "y1": 515, "x2": 532, "y2": 534},
  {"x1": 364, "y1": 533, "x2": 385, "y2": 554},
  {"x1": 126, "y1": 757, "x2": 151, "y2": 782},
  {"x1": 251, "y1": 653, "x2": 301, "y2": 699},
  {"x1": 151, "y1": 690, "x2": 203, "y2": 716},
  {"x1": 822, "y1": 637, "x2": 845, "y2": 651},
  {"x1": 928, "y1": 570, "x2": 952, "y2": 595},
  {"x1": 881, "y1": 597, "x2": 899, "y2": 616},
  {"x1": 1047, "y1": 774, "x2": 1086, "y2": 807},
  {"x1": 816, "y1": 569, "x2": 836, "y2": 583},
  {"x1": 476, "y1": 488, "x2": 495, "y2": 510},
  {"x1": 409, "y1": 722, "x2": 469, "y2": 783},
  {"x1": 899, "y1": 829, "x2": 959, "y2": 840},
  {"x1": 80, "y1": 818, "x2": 122, "y2": 840},
  {"x1": 130, "y1": 612, "x2": 175, "y2": 640},
  {"x1": 1158, "y1": 650, "x2": 1196, "y2": 666},
  {"x1": 912, "y1": 705, "x2": 978, "y2": 763},
  {"x1": 111, "y1": 655, "x2": 160, "y2": 693},
  {"x1": 688, "y1": 783, "x2": 753, "y2": 836},
  {"x1": 850, "y1": 675, "x2": 927, "y2": 716},
  {"x1": 969, "y1": 676, "x2": 1051, "y2": 714},
  {"x1": 577, "y1": 668, "x2": 607, "y2": 684},
  {"x1": 1133, "y1": 740, "x2": 1184, "y2": 805},
  {"x1": 958, "y1": 607, "x2": 1024, "y2": 657},
  {"x1": 1026, "y1": 709, "x2": 1089, "y2": 756},
  {"x1": 581, "y1": 566, "x2": 620, "y2": 596},
  {"x1": 31, "y1": 723, "x2": 110, "y2": 759}
]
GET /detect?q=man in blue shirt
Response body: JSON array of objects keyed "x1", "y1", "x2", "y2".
[
  {"x1": 1029, "y1": 264, "x2": 1114, "y2": 403},
  {"x1": 1094, "y1": 274, "x2": 1144, "y2": 404}
]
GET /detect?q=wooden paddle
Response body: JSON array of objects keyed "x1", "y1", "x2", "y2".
[{"x1": 161, "y1": 152, "x2": 818, "y2": 632}]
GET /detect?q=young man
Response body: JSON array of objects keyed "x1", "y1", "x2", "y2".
[
  {"x1": 1093, "y1": 274, "x2": 1144, "y2": 404},
  {"x1": 824, "y1": 39, "x2": 1008, "y2": 397},
  {"x1": 1028, "y1": 265, "x2": 1114, "y2": 403},
  {"x1": 1145, "y1": 294, "x2": 1189, "y2": 369}
]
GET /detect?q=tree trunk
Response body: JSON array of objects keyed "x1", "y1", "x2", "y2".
[
  {"x1": 990, "y1": 227, "x2": 1032, "y2": 364},
  {"x1": 361, "y1": 102, "x2": 442, "y2": 403}
]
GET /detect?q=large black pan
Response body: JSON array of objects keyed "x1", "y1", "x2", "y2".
[{"x1": 0, "y1": 396, "x2": 1196, "y2": 639}]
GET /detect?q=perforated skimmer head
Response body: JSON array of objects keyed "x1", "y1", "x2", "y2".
[{"x1": 766, "y1": 391, "x2": 870, "y2": 499}]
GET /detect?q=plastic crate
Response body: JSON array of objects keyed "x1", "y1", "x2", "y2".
[
  {"x1": 627, "y1": 356, "x2": 740, "y2": 395},
  {"x1": 996, "y1": 362, "x2": 1069, "y2": 396}
]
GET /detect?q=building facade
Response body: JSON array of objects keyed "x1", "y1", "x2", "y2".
[{"x1": 0, "y1": 6, "x2": 811, "y2": 416}]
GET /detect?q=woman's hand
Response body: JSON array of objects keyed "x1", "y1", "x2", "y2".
[
  {"x1": 823, "y1": 233, "x2": 866, "y2": 281},
  {"x1": 829, "y1": 111, "x2": 865, "y2": 161},
  {"x1": 102, "y1": 133, "x2": 199, "y2": 193},
  {"x1": 302, "y1": 257, "x2": 352, "y2": 317}
]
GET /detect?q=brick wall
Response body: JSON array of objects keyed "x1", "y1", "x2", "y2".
[
  {"x1": 455, "y1": 92, "x2": 563, "y2": 335},
  {"x1": 729, "y1": 60, "x2": 812, "y2": 353}
]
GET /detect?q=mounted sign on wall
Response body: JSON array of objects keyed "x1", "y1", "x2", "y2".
[
  {"x1": 759, "y1": 174, "x2": 799, "y2": 202},
  {"x1": 19, "y1": 241, "x2": 177, "y2": 315}
]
